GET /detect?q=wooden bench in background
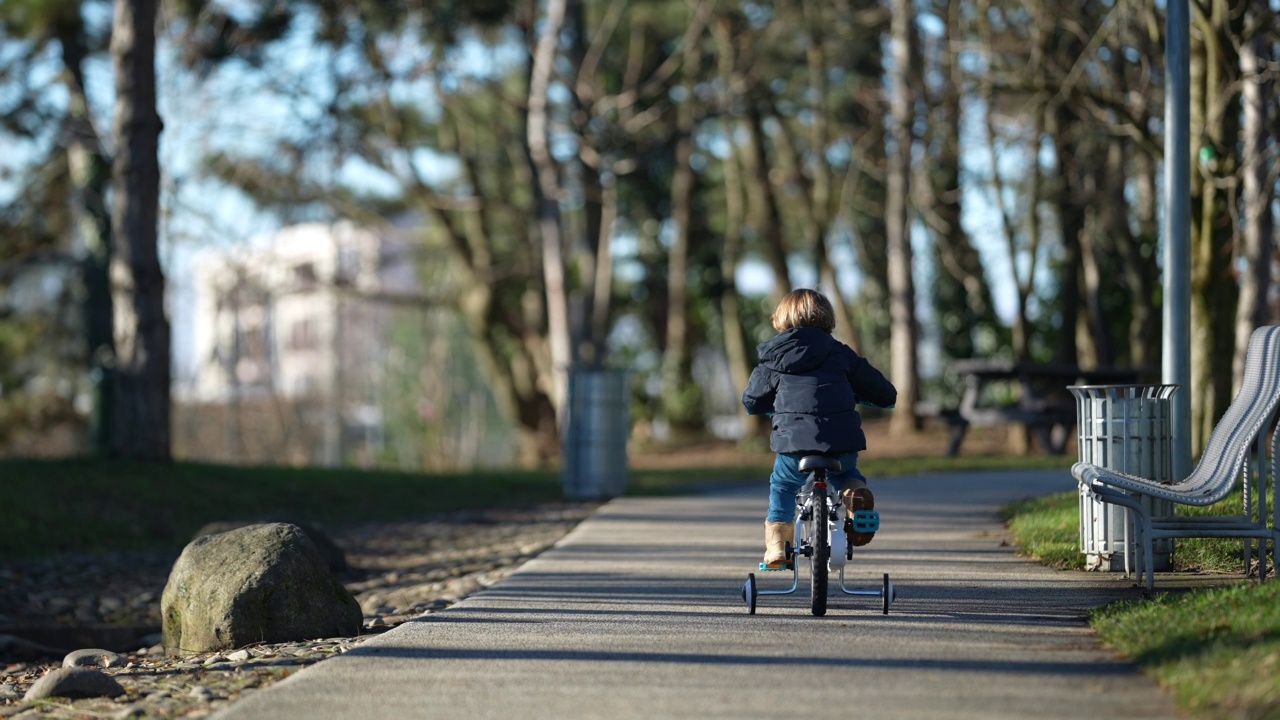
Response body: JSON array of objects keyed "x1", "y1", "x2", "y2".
[{"x1": 922, "y1": 360, "x2": 1141, "y2": 456}]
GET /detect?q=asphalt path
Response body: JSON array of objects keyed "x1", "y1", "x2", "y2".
[{"x1": 212, "y1": 469, "x2": 1181, "y2": 719}]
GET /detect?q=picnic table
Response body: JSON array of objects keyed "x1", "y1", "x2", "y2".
[{"x1": 929, "y1": 360, "x2": 1140, "y2": 456}]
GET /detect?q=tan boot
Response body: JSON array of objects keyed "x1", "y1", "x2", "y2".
[
  {"x1": 841, "y1": 482, "x2": 876, "y2": 547},
  {"x1": 762, "y1": 521, "x2": 794, "y2": 567}
]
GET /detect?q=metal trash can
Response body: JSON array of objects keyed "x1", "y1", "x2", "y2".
[
  {"x1": 1068, "y1": 384, "x2": 1178, "y2": 572},
  {"x1": 562, "y1": 367, "x2": 630, "y2": 499}
]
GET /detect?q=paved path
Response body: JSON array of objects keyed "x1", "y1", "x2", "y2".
[{"x1": 212, "y1": 469, "x2": 1181, "y2": 720}]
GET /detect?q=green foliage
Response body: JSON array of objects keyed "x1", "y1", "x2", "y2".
[{"x1": 1092, "y1": 584, "x2": 1280, "y2": 718}]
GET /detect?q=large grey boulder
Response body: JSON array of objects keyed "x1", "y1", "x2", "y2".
[{"x1": 161, "y1": 523, "x2": 362, "y2": 655}]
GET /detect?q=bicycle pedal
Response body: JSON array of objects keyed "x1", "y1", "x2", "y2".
[
  {"x1": 758, "y1": 562, "x2": 793, "y2": 571},
  {"x1": 851, "y1": 509, "x2": 880, "y2": 533}
]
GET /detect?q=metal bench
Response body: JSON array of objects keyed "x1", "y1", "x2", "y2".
[{"x1": 1072, "y1": 325, "x2": 1280, "y2": 592}]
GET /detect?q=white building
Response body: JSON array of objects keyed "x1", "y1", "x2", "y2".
[
  {"x1": 187, "y1": 220, "x2": 420, "y2": 465},
  {"x1": 190, "y1": 222, "x2": 413, "y2": 398}
]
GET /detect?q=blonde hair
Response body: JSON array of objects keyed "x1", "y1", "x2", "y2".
[{"x1": 771, "y1": 288, "x2": 836, "y2": 332}]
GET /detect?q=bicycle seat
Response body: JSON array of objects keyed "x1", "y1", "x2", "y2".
[{"x1": 799, "y1": 455, "x2": 841, "y2": 473}]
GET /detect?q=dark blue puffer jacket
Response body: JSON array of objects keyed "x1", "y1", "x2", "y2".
[{"x1": 741, "y1": 326, "x2": 897, "y2": 454}]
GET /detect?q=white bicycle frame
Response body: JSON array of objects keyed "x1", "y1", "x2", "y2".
[{"x1": 756, "y1": 477, "x2": 882, "y2": 598}]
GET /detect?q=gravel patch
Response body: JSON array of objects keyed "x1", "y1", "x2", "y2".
[{"x1": 0, "y1": 502, "x2": 596, "y2": 719}]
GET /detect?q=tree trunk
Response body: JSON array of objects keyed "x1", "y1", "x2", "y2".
[
  {"x1": 718, "y1": 137, "x2": 751, "y2": 397},
  {"x1": 1188, "y1": 1, "x2": 1241, "y2": 453},
  {"x1": 885, "y1": 0, "x2": 919, "y2": 434},
  {"x1": 528, "y1": 0, "x2": 573, "y2": 424},
  {"x1": 109, "y1": 0, "x2": 170, "y2": 461},
  {"x1": 569, "y1": 0, "x2": 610, "y2": 367},
  {"x1": 59, "y1": 27, "x2": 117, "y2": 456},
  {"x1": 1051, "y1": 106, "x2": 1084, "y2": 367},
  {"x1": 589, "y1": 172, "x2": 617, "y2": 364},
  {"x1": 847, "y1": 114, "x2": 890, "y2": 363},
  {"x1": 1233, "y1": 1, "x2": 1274, "y2": 393},
  {"x1": 1123, "y1": 138, "x2": 1161, "y2": 372},
  {"x1": 1088, "y1": 138, "x2": 1127, "y2": 368},
  {"x1": 660, "y1": 35, "x2": 701, "y2": 435},
  {"x1": 925, "y1": 0, "x2": 996, "y2": 361},
  {"x1": 743, "y1": 104, "x2": 791, "y2": 301},
  {"x1": 712, "y1": 16, "x2": 768, "y2": 441}
]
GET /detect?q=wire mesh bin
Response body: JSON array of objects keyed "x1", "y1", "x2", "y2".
[
  {"x1": 1068, "y1": 384, "x2": 1179, "y2": 572},
  {"x1": 562, "y1": 368, "x2": 631, "y2": 499}
]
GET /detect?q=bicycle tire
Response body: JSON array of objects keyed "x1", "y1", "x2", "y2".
[{"x1": 810, "y1": 484, "x2": 829, "y2": 616}]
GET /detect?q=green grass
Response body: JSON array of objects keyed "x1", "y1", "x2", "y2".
[
  {"x1": 1092, "y1": 584, "x2": 1280, "y2": 719},
  {"x1": 0, "y1": 458, "x2": 560, "y2": 559},
  {"x1": 1002, "y1": 488, "x2": 1280, "y2": 719},
  {"x1": 999, "y1": 491, "x2": 1085, "y2": 569},
  {"x1": 4, "y1": 452, "x2": 1066, "y2": 559},
  {"x1": 1172, "y1": 489, "x2": 1270, "y2": 573},
  {"x1": 999, "y1": 487, "x2": 1268, "y2": 575}
]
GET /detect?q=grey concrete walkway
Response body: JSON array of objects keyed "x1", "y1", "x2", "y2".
[{"x1": 212, "y1": 469, "x2": 1181, "y2": 719}]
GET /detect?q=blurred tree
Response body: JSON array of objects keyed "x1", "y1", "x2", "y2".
[
  {"x1": 109, "y1": 0, "x2": 170, "y2": 460},
  {"x1": 0, "y1": 0, "x2": 114, "y2": 453},
  {"x1": 1233, "y1": 0, "x2": 1275, "y2": 393},
  {"x1": 920, "y1": 0, "x2": 999, "y2": 363},
  {"x1": 885, "y1": 0, "x2": 920, "y2": 433},
  {"x1": 1188, "y1": 0, "x2": 1242, "y2": 452},
  {"x1": 527, "y1": 0, "x2": 571, "y2": 423}
]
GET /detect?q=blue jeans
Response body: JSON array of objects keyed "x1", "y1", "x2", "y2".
[{"x1": 767, "y1": 452, "x2": 867, "y2": 523}]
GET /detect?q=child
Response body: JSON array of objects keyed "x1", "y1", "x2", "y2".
[{"x1": 742, "y1": 288, "x2": 897, "y2": 568}]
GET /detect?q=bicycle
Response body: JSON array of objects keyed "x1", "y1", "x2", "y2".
[{"x1": 741, "y1": 455, "x2": 895, "y2": 616}]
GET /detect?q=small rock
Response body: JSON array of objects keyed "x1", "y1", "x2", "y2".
[
  {"x1": 23, "y1": 667, "x2": 126, "y2": 701},
  {"x1": 227, "y1": 649, "x2": 252, "y2": 662},
  {"x1": 44, "y1": 597, "x2": 75, "y2": 615},
  {"x1": 115, "y1": 706, "x2": 147, "y2": 718},
  {"x1": 64, "y1": 648, "x2": 128, "y2": 669}
]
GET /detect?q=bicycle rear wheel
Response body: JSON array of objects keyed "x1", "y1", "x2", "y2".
[{"x1": 809, "y1": 487, "x2": 829, "y2": 616}]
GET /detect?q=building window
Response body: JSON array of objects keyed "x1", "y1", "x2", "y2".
[
  {"x1": 289, "y1": 318, "x2": 318, "y2": 350},
  {"x1": 293, "y1": 263, "x2": 317, "y2": 290}
]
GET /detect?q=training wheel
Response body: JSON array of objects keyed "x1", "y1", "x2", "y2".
[
  {"x1": 743, "y1": 573, "x2": 758, "y2": 614},
  {"x1": 881, "y1": 573, "x2": 894, "y2": 615}
]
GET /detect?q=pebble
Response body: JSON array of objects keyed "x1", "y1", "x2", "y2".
[
  {"x1": 23, "y1": 667, "x2": 125, "y2": 701},
  {"x1": 0, "y1": 502, "x2": 595, "y2": 719},
  {"x1": 63, "y1": 648, "x2": 127, "y2": 669}
]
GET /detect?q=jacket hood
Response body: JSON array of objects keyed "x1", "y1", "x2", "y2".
[{"x1": 757, "y1": 326, "x2": 837, "y2": 374}]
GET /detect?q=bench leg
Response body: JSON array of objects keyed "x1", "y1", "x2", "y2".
[
  {"x1": 1032, "y1": 424, "x2": 1071, "y2": 456},
  {"x1": 946, "y1": 424, "x2": 968, "y2": 457}
]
